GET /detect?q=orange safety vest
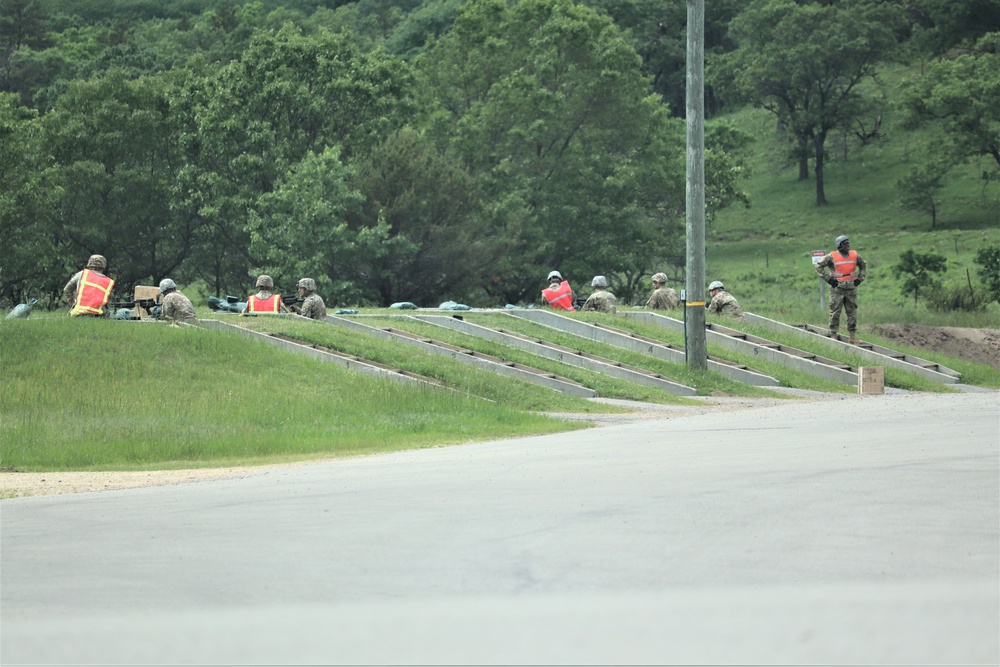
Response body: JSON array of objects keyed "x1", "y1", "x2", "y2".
[
  {"x1": 248, "y1": 294, "x2": 281, "y2": 313},
  {"x1": 832, "y1": 249, "x2": 859, "y2": 283},
  {"x1": 71, "y1": 269, "x2": 115, "y2": 316},
  {"x1": 542, "y1": 280, "x2": 576, "y2": 312}
]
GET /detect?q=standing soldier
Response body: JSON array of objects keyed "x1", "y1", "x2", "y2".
[
  {"x1": 581, "y1": 275, "x2": 617, "y2": 314},
  {"x1": 242, "y1": 275, "x2": 289, "y2": 314},
  {"x1": 157, "y1": 278, "x2": 198, "y2": 325},
  {"x1": 290, "y1": 278, "x2": 327, "y2": 320},
  {"x1": 707, "y1": 281, "x2": 745, "y2": 320},
  {"x1": 63, "y1": 254, "x2": 115, "y2": 317},
  {"x1": 815, "y1": 235, "x2": 867, "y2": 344},
  {"x1": 645, "y1": 272, "x2": 680, "y2": 310},
  {"x1": 542, "y1": 270, "x2": 576, "y2": 311}
]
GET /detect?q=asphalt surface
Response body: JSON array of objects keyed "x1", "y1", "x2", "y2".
[{"x1": 2, "y1": 391, "x2": 998, "y2": 664}]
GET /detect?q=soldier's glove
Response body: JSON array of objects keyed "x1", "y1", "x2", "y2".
[
  {"x1": 826, "y1": 278, "x2": 838, "y2": 288},
  {"x1": 853, "y1": 278, "x2": 862, "y2": 287}
]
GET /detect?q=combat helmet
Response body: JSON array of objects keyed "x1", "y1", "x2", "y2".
[
  {"x1": 255, "y1": 274, "x2": 274, "y2": 289},
  {"x1": 86, "y1": 254, "x2": 107, "y2": 271},
  {"x1": 297, "y1": 278, "x2": 317, "y2": 292},
  {"x1": 547, "y1": 270, "x2": 563, "y2": 282},
  {"x1": 652, "y1": 272, "x2": 668, "y2": 284},
  {"x1": 591, "y1": 275, "x2": 608, "y2": 288},
  {"x1": 709, "y1": 280, "x2": 725, "y2": 291},
  {"x1": 158, "y1": 278, "x2": 177, "y2": 294},
  {"x1": 835, "y1": 235, "x2": 849, "y2": 249}
]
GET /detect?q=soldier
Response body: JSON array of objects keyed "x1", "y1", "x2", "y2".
[
  {"x1": 290, "y1": 278, "x2": 327, "y2": 320},
  {"x1": 815, "y1": 234, "x2": 867, "y2": 344},
  {"x1": 63, "y1": 254, "x2": 115, "y2": 317},
  {"x1": 581, "y1": 275, "x2": 617, "y2": 314},
  {"x1": 242, "y1": 275, "x2": 289, "y2": 314},
  {"x1": 645, "y1": 272, "x2": 680, "y2": 310},
  {"x1": 541, "y1": 270, "x2": 576, "y2": 311},
  {"x1": 707, "y1": 280, "x2": 745, "y2": 320},
  {"x1": 158, "y1": 278, "x2": 198, "y2": 325}
]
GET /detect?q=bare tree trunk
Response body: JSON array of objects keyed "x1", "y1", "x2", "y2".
[{"x1": 814, "y1": 133, "x2": 828, "y2": 206}]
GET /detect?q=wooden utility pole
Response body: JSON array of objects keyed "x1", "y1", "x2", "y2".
[{"x1": 685, "y1": 0, "x2": 707, "y2": 369}]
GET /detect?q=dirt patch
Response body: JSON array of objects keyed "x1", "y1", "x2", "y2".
[{"x1": 869, "y1": 324, "x2": 1000, "y2": 371}]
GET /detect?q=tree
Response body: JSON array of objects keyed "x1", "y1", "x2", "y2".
[
  {"x1": 893, "y1": 249, "x2": 947, "y2": 306},
  {"x1": 897, "y1": 157, "x2": 949, "y2": 229},
  {"x1": 715, "y1": 0, "x2": 902, "y2": 205},
  {"x1": 0, "y1": 92, "x2": 60, "y2": 305},
  {"x1": 178, "y1": 26, "x2": 416, "y2": 296},
  {"x1": 346, "y1": 127, "x2": 494, "y2": 306},
  {"x1": 39, "y1": 71, "x2": 196, "y2": 292},
  {"x1": 974, "y1": 244, "x2": 1000, "y2": 304},
  {"x1": 415, "y1": 0, "x2": 688, "y2": 303},
  {"x1": 898, "y1": 33, "x2": 1000, "y2": 184}
]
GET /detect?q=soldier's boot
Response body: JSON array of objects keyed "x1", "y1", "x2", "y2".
[
  {"x1": 848, "y1": 332, "x2": 860, "y2": 345},
  {"x1": 829, "y1": 329, "x2": 839, "y2": 339}
]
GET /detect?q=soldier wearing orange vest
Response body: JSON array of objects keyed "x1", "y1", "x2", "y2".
[
  {"x1": 63, "y1": 254, "x2": 115, "y2": 317},
  {"x1": 542, "y1": 270, "x2": 576, "y2": 311},
  {"x1": 242, "y1": 274, "x2": 289, "y2": 315},
  {"x1": 815, "y1": 234, "x2": 868, "y2": 344}
]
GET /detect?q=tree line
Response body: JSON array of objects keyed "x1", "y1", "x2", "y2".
[{"x1": 2, "y1": 0, "x2": 997, "y2": 308}]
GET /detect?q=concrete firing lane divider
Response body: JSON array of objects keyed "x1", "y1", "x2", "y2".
[
  {"x1": 410, "y1": 314, "x2": 698, "y2": 397},
  {"x1": 505, "y1": 309, "x2": 780, "y2": 387},
  {"x1": 621, "y1": 311, "x2": 860, "y2": 386},
  {"x1": 322, "y1": 315, "x2": 597, "y2": 398}
]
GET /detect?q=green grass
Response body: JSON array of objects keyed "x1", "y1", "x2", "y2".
[{"x1": 0, "y1": 318, "x2": 589, "y2": 471}]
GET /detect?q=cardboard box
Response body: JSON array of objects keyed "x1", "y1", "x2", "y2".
[
  {"x1": 133, "y1": 285, "x2": 161, "y2": 318},
  {"x1": 858, "y1": 366, "x2": 885, "y2": 395}
]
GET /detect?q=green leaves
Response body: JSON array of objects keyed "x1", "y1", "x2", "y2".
[{"x1": 893, "y1": 249, "x2": 948, "y2": 306}]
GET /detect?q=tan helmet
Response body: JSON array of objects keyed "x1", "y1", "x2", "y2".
[
  {"x1": 255, "y1": 274, "x2": 274, "y2": 289},
  {"x1": 709, "y1": 280, "x2": 725, "y2": 291},
  {"x1": 86, "y1": 254, "x2": 107, "y2": 271},
  {"x1": 547, "y1": 270, "x2": 563, "y2": 282},
  {"x1": 297, "y1": 278, "x2": 316, "y2": 292},
  {"x1": 652, "y1": 272, "x2": 668, "y2": 284}
]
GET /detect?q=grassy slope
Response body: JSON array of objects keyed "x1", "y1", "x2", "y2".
[
  {"x1": 707, "y1": 99, "x2": 1000, "y2": 328},
  {"x1": 0, "y1": 318, "x2": 588, "y2": 471}
]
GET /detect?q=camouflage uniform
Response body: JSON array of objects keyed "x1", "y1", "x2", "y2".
[
  {"x1": 815, "y1": 251, "x2": 868, "y2": 336},
  {"x1": 160, "y1": 290, "x2": 198, "y2": 324},
  {"x1": 646, "y1": 286, "x2": 680, "y2": 310},
  {"x1": 298, "y1": 293, "x2": 327, "y2": 320},
  {"x1": 62, "y1": 270, "x2": 87, "y2": 304},
  {"x1": 581, "y1": 290, "x2": 617, "y2": 314},
  {"x1": 708, "y1": 290, "x2": 744, "y2": 319}
]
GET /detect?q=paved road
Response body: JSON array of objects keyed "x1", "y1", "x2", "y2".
[{"x1": 2, "y1": 391, "x2": 998, "y2": 664}]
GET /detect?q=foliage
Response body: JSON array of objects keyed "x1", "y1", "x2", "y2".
[
  {"x1": 892, "y1": 248, "x2": 948, "y2": 306},
  {"x1": 897, "y1": 33, "x2": 1000, "y2": 185},
  {"x1": 974, "y1": 245, "x2": 1000, "y2": 303},
  {"x1": 925, "y1": 282, "x2": 986, "y2": 312},
  {"x1": 897, "y1": 156, "x2": 949, "y2": 229}
]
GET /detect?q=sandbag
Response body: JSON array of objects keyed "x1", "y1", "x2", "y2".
[{"x1": 5, "y1": 299, "x2": 38, "y2": 319}]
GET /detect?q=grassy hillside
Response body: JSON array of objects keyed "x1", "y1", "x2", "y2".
[
  {"x1": 707, "y1": 101, "x2": 1000, "y2": 328},
  {"x1": 0, "y1": 318, "x2": 587, "y2": 471}
]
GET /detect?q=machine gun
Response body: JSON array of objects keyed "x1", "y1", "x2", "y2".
[
  {"x1": 107, "y1": 298, "x2": 160, "y2": 320},
  {"x1": 281, "y1": 295, "x2": 304, "y2": 308}
]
